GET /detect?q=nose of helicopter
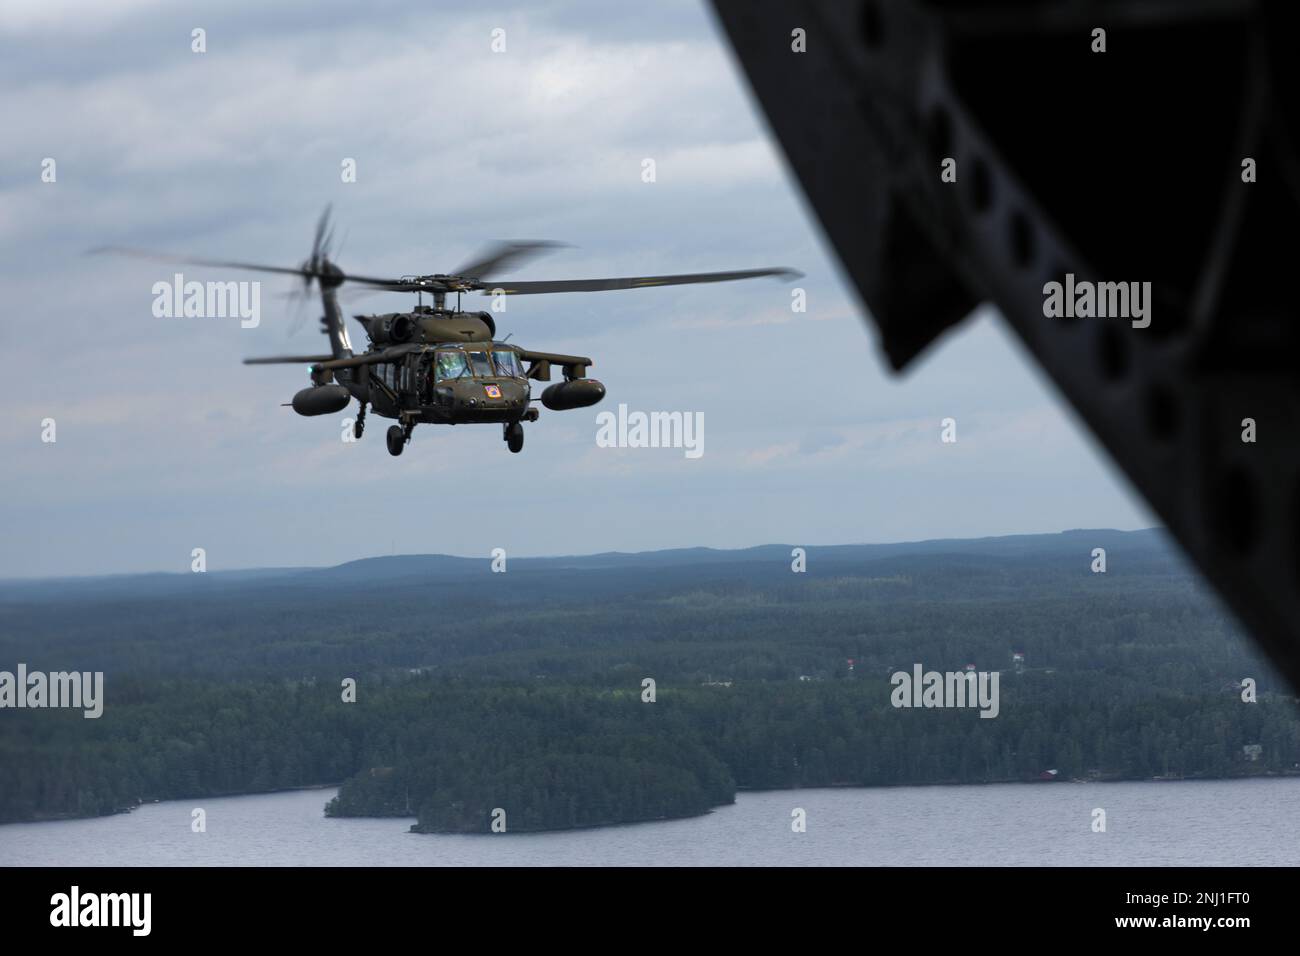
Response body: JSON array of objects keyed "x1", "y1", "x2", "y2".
[{"x1": 453, "y1": 377, "x2": 530, "y2": 416}]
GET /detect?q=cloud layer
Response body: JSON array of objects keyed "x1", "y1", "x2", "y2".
[{"x1": 0, "y1": 0, "x2": 1153, "y2": 576}]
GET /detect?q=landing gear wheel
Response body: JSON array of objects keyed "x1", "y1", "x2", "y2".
[
  {"x1": 386, "y1": 425, "x2": 405, "y2": 457},
  {"x1": 506, "y1": 421, "x2": 524, "y2": 454},
  {"x1": 353, "y1": 404, "x2": 367, "y2": 439}
]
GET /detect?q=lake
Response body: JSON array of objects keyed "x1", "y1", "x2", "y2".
[{"x1": 3, "y1": 778, "x2": 1297, "y2": 866}]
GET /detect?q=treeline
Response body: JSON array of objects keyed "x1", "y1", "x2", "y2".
[
  {"x1": 1, "y1": 532, "x2": 1297, "y2": 832},
  {"x1": 0, "y1": 549, "x2": 1257, "y2": 691},
  {"x1": 3, "y1": 673, "x2": 1297, "y2": 831}
]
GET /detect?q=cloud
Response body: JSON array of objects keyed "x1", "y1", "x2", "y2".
[
  {"x1": 0, "y1": 0, "x2": 167, "y2": 33},
  {"x1": 0, "y1": 0, "x2": 1154, "y2": 576}
]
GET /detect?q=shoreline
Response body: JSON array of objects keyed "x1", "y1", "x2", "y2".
[{"x1": 7, "y1": 771, "x2": 1300, "y2": 832}]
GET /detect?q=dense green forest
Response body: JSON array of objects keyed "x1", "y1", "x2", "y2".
[{"x1": 2, "y1": 529, "x2": 1298, "y2": 832}]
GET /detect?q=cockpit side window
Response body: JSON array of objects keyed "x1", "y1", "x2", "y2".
[
  {"x1": 467, "y1": 351, "x2": 493, "y2": 378},
  {"x1": 492, "y1": 350, "x2": 522, "y2": 378},
  {"x1": 435, "y1": 350, "x2": 469, "y2": 381}
]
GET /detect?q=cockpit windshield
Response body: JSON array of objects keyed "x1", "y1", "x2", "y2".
[
  {"x1": 435, "y1": 350, "x2": 469, "y2": 381},
  {"x1": 435, "y1": 348, "x2": 518, "y2": 380},
  {"x1": 492, "y1": 350, "x2": 523, "y2": 378}
]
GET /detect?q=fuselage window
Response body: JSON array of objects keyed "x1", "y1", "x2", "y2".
[
  {"x1": 468, "y1": 351, "x2": 493, "y2": 378},
  {"x1": 492, "y1": 351, "x2": 522, "y2": 377},
  {"x1": 435, "y1": 351, "x2": 469, "y2": 381}
]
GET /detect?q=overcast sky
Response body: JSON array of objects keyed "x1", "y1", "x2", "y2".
[{"x1": 0, "y1": 0, "x2": 1155, "y2": 578}]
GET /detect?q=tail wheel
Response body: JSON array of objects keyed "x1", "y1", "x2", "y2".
[
  {"x1": 386, "y1": 425, "x2": 405, "y2": 457},
  {"x1": 506, "y1": 422, "x2": 524, "y2": 454}
]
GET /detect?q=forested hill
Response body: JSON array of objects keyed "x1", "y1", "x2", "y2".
[
  {"x1": 0, "y1": 528, "x2": 1180, "y2": 679},
  {"x1": 2, "y1": 528, "x2": 1297, "y2": 833}
]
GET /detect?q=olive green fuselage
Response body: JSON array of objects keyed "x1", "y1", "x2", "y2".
[
  {"x1": 329, "y1": 306, "x2": 600, "y2": 427},
  {"x1": 360, "y1": 342, "x2": 532, "y2": 426}
]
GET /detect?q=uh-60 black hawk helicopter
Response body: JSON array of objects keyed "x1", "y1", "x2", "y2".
[{"x1": 101, "y1": 210, "x2": 800, "y2": 455}]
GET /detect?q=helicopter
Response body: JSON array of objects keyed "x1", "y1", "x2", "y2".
[{"x1": 97, "y1": 209, "x2": 800, "y2": 455}]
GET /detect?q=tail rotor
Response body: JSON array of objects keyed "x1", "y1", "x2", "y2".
[{"x1": 286, "y1": 205, "x2": 336, "y2": 338}]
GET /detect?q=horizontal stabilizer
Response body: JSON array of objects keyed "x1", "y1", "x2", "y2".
[
  {"x1": 479, "y1": 267, "x2": 802, "y2": 295},
  {"x1": 314, "y1": 348, "x2": 407, "y2": 370}
]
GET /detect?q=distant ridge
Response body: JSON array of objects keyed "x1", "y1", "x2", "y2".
[
  {"x1": 319, "y1": 527, "x2": 1172, "y2": 579},
  {"x1": 0, "y1": 528, "x2": 1173, "y2": 600}
]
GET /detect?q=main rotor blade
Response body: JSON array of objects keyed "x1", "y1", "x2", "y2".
[
  {"x1": 88, "y1": 246, "x2": 413, "y2": 290},
  {"x1": 453, "y1": 240, "x2": 570, "y2": 280},
  {"x1": 475, "y1": 266, "x2": 802, "y2": 295},
  {"x1": 269, "y1": 285, "x2": 390, "y2": 303},
  {"x1": 243, "y1": 355, "x2": 334, "y2": 365},
  {"x1": 91, "y1": 247, "x2": 318, "y2": 279},
  {"x1": 285, "y1": 285, "x2": 311, "y2": 338}
]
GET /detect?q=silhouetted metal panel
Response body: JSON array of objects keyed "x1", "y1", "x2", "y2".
[{"x1": 713, "y1": 0, "x2": 1300, "y2": 689}]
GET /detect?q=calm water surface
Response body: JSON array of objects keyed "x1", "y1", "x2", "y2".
[{"x1": 2, "y1": 778, "x2": 1297, "y2": 866}]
